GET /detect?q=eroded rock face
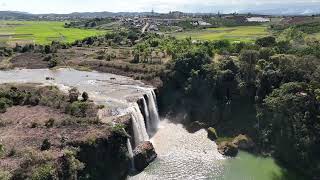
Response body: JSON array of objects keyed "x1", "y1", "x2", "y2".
[
  {"x1": 232, "y1": 134, "x2": 255, "y2": 151},
  {"x1": 133, "y1": 141, "x2": 157, "y2": 171},
  {"x1": 187, "y1": 121, "x2": 207, "y2": 133},
  {"x1": 207, "y1": 127, "x2": 218, "y2": 141},
  {"x1": 218, "y1": 141, "x2": 238, "y2": 157}
]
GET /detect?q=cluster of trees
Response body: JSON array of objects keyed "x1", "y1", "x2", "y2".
[
  {"x1": 64, "y1": 18, "x2": 114, "y2": 29},
  {"x1": 156, "y1": 34, "x2": 320, "y2": 178},
  {"x1": 258, "y1": 82, "x2": 320, "y2": 177},
  {"x1": 0, "y1": 47, "x2": 13, "y2": 57},
  {"x1": 131, "y1": 34, "x2": 214, "y2": 64},
  {"x1": 204, "y1": 16, "x2": 262, "y2": 28},
  {"x1": 0, "y1": 85, "x2": 97, "y2": 118},
  {"x1": 270, "y1": 21, "x2": 320, "y2": 58},
  {"x1": 71, "y1": 29, "x2": 140, "y2": 48}
]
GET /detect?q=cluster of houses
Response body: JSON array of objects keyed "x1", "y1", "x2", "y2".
[{"x1": 119, "y1": 14, "x2": 272, "y2": 33}]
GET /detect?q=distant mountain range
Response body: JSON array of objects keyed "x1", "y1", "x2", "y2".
[
  {"x1": 0, "y1": 11, "x2": 35, "y2": 20},
  {"x1": 237, "y1": 4, "x2": 320, "y2": 16},
  {"x1": 0, "y1": 11, "x2": 158, "y2": 20},
  {"x1": 0, "y1": 7, "x2": 319, "y2": 20}
]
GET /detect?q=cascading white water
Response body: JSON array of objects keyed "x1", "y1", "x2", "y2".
[
  {"x1": 145, "y1": 89, "x2": 160, "y2": 135},
  {"x1": 127, "y1": 138, "x2": 135, "y2": 170},
  {"x1": 129, "y1": 103, "x2": 149, "y2": 146},
  {"x1": 141, "y1": 97, "x2": 151, "y2": 133}
]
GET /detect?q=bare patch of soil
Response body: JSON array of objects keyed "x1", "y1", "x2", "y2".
[
  {"x1": 0, "y1": 106, "x2": 111, "y2": 172},
  {"x1": 10, "y1": 52, "x2": 47, "y2": 69},
  {"x1": 0, "y1": 106, "x2": 68, "y2": 127}
]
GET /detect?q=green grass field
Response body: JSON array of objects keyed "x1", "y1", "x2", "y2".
[
  {"x1": 172, "y1": 26, "x2": 269, "y2": 42},
  {"x1": 308, "y1": 32, "x2": 320, "y2": 40},
  {"x1": 0, "y1": 21, "x2": 107, "y2": 46}
]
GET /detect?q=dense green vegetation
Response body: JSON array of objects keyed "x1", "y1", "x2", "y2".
[
  {"x1": 64, "y1": 18, "x2": 115, "y2": 29},
  {"x1": 137, "y1": 29, "x2": 320, "y2": 178},
  {"x1": 204, "y1": 16, "x2": 263, "y2": 27}
]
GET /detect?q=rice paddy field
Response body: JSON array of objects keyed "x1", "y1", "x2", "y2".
[
  {"x1": 0, "y1": 21, "x2": 106, "y2": 46},
  {"x1": 172, "y1": 26, "x2": 270, "y2": 42}
]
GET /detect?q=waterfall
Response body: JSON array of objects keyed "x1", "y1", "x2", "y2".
[
  {"x1": 127, "y1": 88, "x2": 160, "y2": 148},
  {"x1": 145, "y1": 89, "x2": 160, "y2": 134},
  {"x1": 129, "y1": 103, "x2": 149, "y2": 146},
  {"x1": 127, "y1": 138, "x2": 135, "y2": 170},
  {"x1": 141, "y1": 97, "x2": 151, "y2": 133}
]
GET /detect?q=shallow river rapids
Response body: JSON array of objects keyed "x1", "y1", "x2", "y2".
[{"x1": 0, "y1": 68, "x2": 292, "y2": 180}]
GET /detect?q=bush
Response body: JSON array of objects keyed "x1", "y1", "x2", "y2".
[
  {"x1": 45, "y1": 118, "x2": 55, "y2": 128},
  {"x1": 43, "y1": 55, "x2": 52, "y2": 62},
  {"x1": 256, "y1": 36, "x2": 276, "y2": 47},
  {"x1": 48, "y1": 58, "x2": 58, "y2": 68},
  {"x1": 24, "y1": 92, "x2": 40, "y2": 106},
  {"x1": 68, "y1": 88, "x2": 79, "y2": 103},
  {"x1": 0, "y1": 170, "x2": 12, "y2": 180},
  {"x1": 259, "y1": 47, "x2": 275, "y2": 60},
  {"x1": 41, "y1": 139, "x2": 51, "y2": 151},
  {"x1": 66, "y1": 101, "x2": 89, "y2": 117},
  {"x1": 30, "y1": 122, "x2": 39, "y2": 128},
  {"x1": 44, "y1": 45, "x2": 51, "y2": 54},
  {"x1": 8, "y1": 147, "x2": 16, "y2": 157},
  {"x1": 0, "y1": 143, "x2": 4, "y2": 157},
  {"x1": 82, "y1": 92, "x2": 89, "y2": 102},
  {"x1": 0, "y1": 97, "x2": 12, "y2": 113},
  {"x1": 31, "y1": 164, "x2": 56, "y2": 180},
  {"x1": 57, "y1": 149, "x2": 84, "y2": 179}
]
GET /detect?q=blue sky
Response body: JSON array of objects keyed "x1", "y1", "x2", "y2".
[{"x1": 0, "y1": 0, "x2": 320, "y2": 14}]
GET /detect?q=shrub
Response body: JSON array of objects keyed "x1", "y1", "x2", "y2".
[
  {"x1": 0, "y1": 170, "x2": 12, "y2": 180},
  {"x1": 256, "y1": 36, "x2": 276, "y2": 47},
  {"x1": 82, "y1": 92, "x2": 89, "y2": 102},
  {"x1": 31, "y1": 164, "x2": 56, "y2": 180},
  {"x1": 96, "y1": 55, "x2": 105, "y2": 60},
  {"x1": 57, "y1": 149, "x2": 84, "y2": 179},
  {"x1": 43, "y1": 55, "x2": 52, "y2": 62},
  {"x1": 41, "y1": 139, "x2": 51, "y2": 151},
  {"x1": 30, "y1": 122, "x2": 39, "y2": 128},
  {"x1": 66, "y1": 101, "x2": 89, "y2": 117},
  {"x1": 48, "y1": 58, "x2": 58, "y2": 68},
  {"x1": 259, "y1": 47, "x2": 275, "y2": 61},
  {"x1": 44, "y1": 45, "x2": 51, "y2": 54},
  {"x1": 0, "y1": 97, "x2": 12, "y2": 113},
  {"x1": 8, "y1": 147, "x2": 16, "y2": 157},
  {"x1": 68, "y1": 88, "x2": 80, "y2": 103},
  {"x1": 45, "y1": 118, "x2": 55, "y2": 128},
  {"x1": 0, "y1": 143, "x2": 4, "y2": 157},
  {"x1": 24, "y1": 92, "x2": 40, "y2": 106}
]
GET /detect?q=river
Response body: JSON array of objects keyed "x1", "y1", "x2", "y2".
[{"x1": 129, "y1": 119, "x2": 300, "y2": 180}]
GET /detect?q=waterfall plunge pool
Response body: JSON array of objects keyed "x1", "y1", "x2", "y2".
[{"x1": 129, "y1": 119, "x2": 304, "y2": 180}]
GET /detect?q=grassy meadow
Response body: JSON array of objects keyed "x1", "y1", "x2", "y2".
[
  {"x1": 0, "y1": 21, "x2": 106, "y2": 46},
  {"x1": 172, "y1": 26, "x2": 269, "y2": 42}
]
